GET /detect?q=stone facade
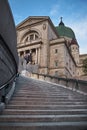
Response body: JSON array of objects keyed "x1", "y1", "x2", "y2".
[{"x1": 16, "y1": 16, "x2": 87, "y2": 78}]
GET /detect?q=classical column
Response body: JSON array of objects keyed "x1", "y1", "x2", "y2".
[
  {"x1": 24, "y1": 51, "x2": 26, "y2": 55},
  {"x1": 36, "y1": 48, "x2": 38, "y2": 64},
  {"x1": 30, "y1": 49, "x2": 32, "y2": 53},
  {"x1": 18, "y1": 52, "x2": 20, "y2": 57},
  {"x1": 38, "y1": 47, "x2": 40, "y2": 65}
]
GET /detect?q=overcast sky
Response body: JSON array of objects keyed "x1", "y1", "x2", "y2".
[{"x1": 9, "y1": 0, "x2": 87, "y2": 54}]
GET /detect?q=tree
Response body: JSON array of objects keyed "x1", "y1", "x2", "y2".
[{"x1": 82, "y1": 58, "x2": 87, "y2": 75}]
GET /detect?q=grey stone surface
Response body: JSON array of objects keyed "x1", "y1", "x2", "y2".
[
  {"x1": 0, "y1": 103, "x2": 5, "y2": 112},
  {"x1": 0, "y1": 0, "x2": 18, "y2": 65},
  {"x1": 0, "y1": 76, "x2": 87, "y2": 129},
  {"x1": 0, "y1": 0, "x2": 18, "y2": 87}
]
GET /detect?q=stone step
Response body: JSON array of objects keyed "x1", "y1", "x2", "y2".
[
  {"x1": 13, "y1": 90, "x2": 87, "y2": 96},
  {"x1": 17, "y1": 90, "x2": 79, "y2": 95},
  {"x1": 14, "y1": 89, "x2": 85, "y2": 97},
  {"x1": 12, "y1": 97, "x2": 87, "y2": 102},
  {"x1": 13, "y1": 95, "x2": 86, "y2": 100},
  {"x1": 16, "y1": 90, "x2": 63, "y2": 93},
  {"x1": 3, "y1": 109, "x2": 87, "y2": 115},
  {"x1": 6, "y1": 104, "x2": 87, "y2": 110},
  {"x1": 9, "y1": 101, "x2": 87, "y2": 105},
  {"x1": 1, "y1": 76, "x2": 87, "y2": 130},
  {"x1": 13, "y1": 93, "x2": 76, "y2": 96},
  {"x1": 0, "y1": 121, "x2": 87, "y2": 130},
  {"x1": 14, "y1": 94, "x2": 76, "y2": 98},
  {"x1": 11, "y1": 96, "x2": 87, "y2": 101},
  {"x1": 0, "y1": 114, "x2": 87, "y2": 123}
]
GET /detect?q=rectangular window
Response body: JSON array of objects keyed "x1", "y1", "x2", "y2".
[
  {"x1": 55, "y1": 71, "x2": 58, "y2": 76},
  {"x1": 35, "y1": 34, "x2": 38, "y2": 40},
  {"x1": 55, "y1": 49, "x2": 58, "y2": 54},
  {"x1": 20, "y1": 51, "x2": 24, "y2": 56},
  {"x1": 54, "y1": 61, "x2": 58, "y2": 67},
  {"x1": 30, "y1": 34, "x2": 34, "y2": 41}
]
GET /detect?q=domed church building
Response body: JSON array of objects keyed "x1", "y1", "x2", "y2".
[{"x1": 16, "y1": 16, "x2": 87, "y2": 78}]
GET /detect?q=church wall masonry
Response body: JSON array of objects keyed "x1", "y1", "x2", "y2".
[{"x1": 16, "y1": 16, "x2": 87, "y2": 79}]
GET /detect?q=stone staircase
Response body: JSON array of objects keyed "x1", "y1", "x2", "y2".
[{"x1": 0, "y1": 76, "x2": 87, "y2": 130}]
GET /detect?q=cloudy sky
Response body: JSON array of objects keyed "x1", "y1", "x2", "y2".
[{"x1": 9, "y1": 0, "x2": 87, "y2": 54}]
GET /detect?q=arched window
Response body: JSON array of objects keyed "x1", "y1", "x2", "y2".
[{"x1": 24, "y1": 31, "x2": 39, "y2": 42}]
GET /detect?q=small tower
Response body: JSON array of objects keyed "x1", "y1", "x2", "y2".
[
  {"x1": 70, "y1": 38, "x2": 79, "y2": 64},
  {"x1": 56, "y1": 18, "x2": 80, "y2": 65}
]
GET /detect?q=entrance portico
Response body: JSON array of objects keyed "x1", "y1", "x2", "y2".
[{"x1": 18, "y1": 46, "x2": 41, "y2": 65}]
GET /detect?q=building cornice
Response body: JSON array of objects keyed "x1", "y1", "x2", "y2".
[
  {"x1": 79, "y1": 54, "x2": 87, "y2": 57},
  {"x1": 16, "y1": 16, "x2": 59, "y2": 38},
  {"x1": 50, "y1": 38, "x2": 65, "y2": 45},
  {"x1": 17, "y1": 40, "x2": 42, "y2": 49}
]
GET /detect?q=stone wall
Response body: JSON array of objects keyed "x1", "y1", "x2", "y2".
[
  {"x1": 0, "y1": 0, "x2": 18, "y2": 65},
  {"x1": 0, "y1": 0, "x2": 18, "y2": 87},
  {"x1": 30, "y1": 73, "x2": 87, "y2": 95}
]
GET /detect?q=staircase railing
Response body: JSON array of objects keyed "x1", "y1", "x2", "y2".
[
  {"x1": 30, "y1": 73, "x2": 87, "y2": 95},
  {"x1": 0, "y1": 74, "x2": 17, "y2": 110}
]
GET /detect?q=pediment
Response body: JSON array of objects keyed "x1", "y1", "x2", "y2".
[{"x1": 16, "y1": 16, "x2": 49, "y2": 30}]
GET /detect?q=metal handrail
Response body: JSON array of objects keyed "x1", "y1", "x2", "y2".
[{"x1": 0, "y1": 73, "x2": 17, "y2": 90}]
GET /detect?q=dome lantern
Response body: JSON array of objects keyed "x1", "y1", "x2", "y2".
[
  {"x1": 56, "y1": 18, "x2": 76, "y2": 39},
  {"x1": 59, "y1": 17, "x2": 65, "y2": 26}
]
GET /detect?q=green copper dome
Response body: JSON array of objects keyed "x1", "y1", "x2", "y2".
[{"x1": 56, "y1": 18, "x2": 76, "y2": 39}]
